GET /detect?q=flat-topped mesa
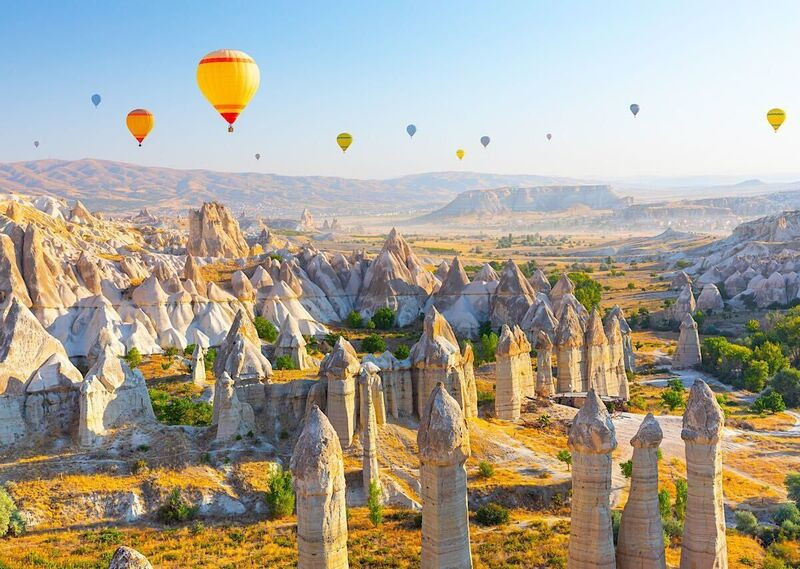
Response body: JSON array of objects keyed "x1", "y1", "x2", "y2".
[
  {"x1": 584, "y1": 309, "x2": 610, "y2": 396},
  {"x1": 617, "y1": 414, "x2": 666, "y2": 569},
  {"x1": 495, "y1": 325, "x2": 522, "y2": 421},
  {"x1": 108, "y1": 546, "x2": 153, "y2": 569},
  {"x1": 275, "y1": 313, "x2": 315, "y2": 370},
  {"x1": 606, "y1": 305, "x2": 635, "y2": 372},
  {"x1": 673, "y1": 314, "x2": 702, "y2": 370},
  {"x1": 187, "y1": 201, "x2": 249, "y2": 258},
  {"x1": 409, "y1": 306, "x2": 476, "y2": 419},
  {"x1": 567, "y1": 389, "x2": 618, "y2": 569},
  {"x1": 359, "y1": 365, "x2": 382, "y2": 496},
  {"x1": 535, "y1": 330, "x2": 555, "y2": 397},
  {"x1": 290, "y1": 406, "x2": 350, "y2": 569},
  {"x1": 183, "y1": 254, "x2": 206, "y2": 292},
  {"x1": 555, "y1": 303, "x2": 585, "y2": 393},
  {"x1": 489, "y1": 259, "x2": 538, "y2": 328},
  {"x1": 320, "y1": 337, "x2": 361, "y2": 448},
  {"x1": 418, "y1": 384, "x2": 472, "y2": 569},
  {"x1": 603, "y1": 314, "x2": 628, "y2": 399},
  {"x1": 680, "y1": 380, "x2": 727, "y2": 569},
  {"x1": 667, "y1": 284, "x2": 696, "y2": 322},
  {"x1": 190, "y1": 343, "x2": 206, "y2": 387}
]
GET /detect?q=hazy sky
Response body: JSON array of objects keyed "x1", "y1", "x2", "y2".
[{"x1": 3, "y1": 1, "x2": 800, "y2": 180}]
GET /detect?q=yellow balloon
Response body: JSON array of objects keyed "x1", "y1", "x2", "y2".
[
  {"x1": 126, "y1": 109, "x2": 154, "y2": 146},
  {"x1": 767, "y1": 108, "x2": 786, "y2": 132},
  {"x1": 456, "y1": 149, "x2": 465, "y2": 160},
  {"x1": 197, "y1": 49, "x2": 260, "y2": 132},
  {"x1": 337, "y1": 132, "x2": 353, "y2": 153}
]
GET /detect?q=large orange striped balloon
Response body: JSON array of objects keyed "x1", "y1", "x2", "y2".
[
  {"x1": 126, "y1": 109, "x2": 154, "y2": 146},
  {"x1": 196, "y1": 49, "x2": 260, "y2": 132}
]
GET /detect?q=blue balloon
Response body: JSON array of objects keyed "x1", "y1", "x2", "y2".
[
  {"x1": 91, "y1": 94, "x2": 102, "y2": 108},
  {"x1": 480, "y1": 135, "x2": 490, "y2": 148},
  {"x1": 630, "y1": 103, "x2": 640, "y2": 117},
  {"x1": 406, "y1": 124, "x2": 417, "y2": 138}
]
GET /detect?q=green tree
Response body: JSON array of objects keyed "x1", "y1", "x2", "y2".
[
  {"x1": 479, "y1": 332, "x2": 499, "y2": 364},
  {"x1": 475, "y1": 503, "x2": 509, "y2": 526},
  {"x1": 184, "y1": 343, "x2": 196, "y2": 357},
  {"x1": 661, "y1": 389, "x2": 684, "y2": 411},
  {"x1": 345, "y1": 310, "x2": 363, "y2": 329},
  {"x1": 361, "y1": 334, "x2": 387, "y2": 353},
  {"x1": 203, "y1": 347, "x2": 217, "y2": 372},
  {"x1": 786, "y1": 473, "x2": 800, "y2": 505},
  {"x1": 619, "y1": 460, "x2": 633, "y2": 479},
  {"x1": 253, "y1": 316, "x2": 278, "y2": 342},
  {"x1": 658, "y1": 489, "x2": 672, "y2": 519},
  {"x1": 743, "y1": 360, "x2": 769, "y2": 392},
  {"x1": 556, "y1": 449, "x2": 572, "y2": 470},
  {"x1": 367, "y1": 479, "x2": 383, "y2": 527},
  {"x1": 394, "y1": 343, "x2": 410, "y2": 360},
  {"x1": 734, "y1": 510, "x2": 758, "y2": 535},
  {"x1": 568, "y1": 272, "x2": 602, "y2": 311},
  {"x1": 772, "y1": 369, "x2": 800, "y2": 407},
  {"x1": 0, "y1": 488, "x2": 17, "y2": 537},
  {"x1": 125, "y1": 347, "x2": 142, "y2": 368},
  {"x1": 274, "y1": 355, "x2": 297, "y2": 370},
  {"x1": 752, "y1": 391, "x2": 786, "y2": 414},
  {"x1": 372, "y1": 307, "x2": 396, "y2": 330},
  {"x1": 478, "y1": 460, "x2": 495, "y2": 478},
  {"x1": 674, "y1": 479, "x2": 688, "y2": 522},
  {"x1": 753, "y1": 342, "x2": 789, "y2": 375},
  {"x1": 773, "y1": 308, "x2": 800, "y2": 366},
  {"x1": 745, "y1": 319, "x2": 761, "y2": 334},
  {"x1": 265, "y1": 467, "x2": 295, "y2": 519},
  {"x1": 157, "y1": 489, "x2": 198, "y2": 525}
]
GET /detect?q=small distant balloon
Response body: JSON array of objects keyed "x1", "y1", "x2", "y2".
[
  {"x1": 33, "y1": 140, "x2": 39, "y2": 148},
  {"x1": 337, "y1": 132, "x2": 353, "y2": 153},
  {"x1": 767, "y1": 108, "x2": 786, "y2": 132},
  {"x1": 91, "y1": 94, "x2": 102, "y2": 108},
  {"x1": 456, "y1": 149, "x2": 465, "y2": 160},
  {"x1": 126, "y1": 109, "x2": 155, "y2": 147},
  {"x1": 480, "y1": 136, "x2": 490, "y2": 148},
  {"x1": 630, "y1": 103, "x2": 640, "y2": 117},
  {"x1": 255, "y1": 153, "x2": 261, "y2": 160},
  {"x1": 406, "y1": 124, "x2": 417, "y2": 138},
  {"x1": 546, "y1": 133, "x2": 552, "y2": 141}
]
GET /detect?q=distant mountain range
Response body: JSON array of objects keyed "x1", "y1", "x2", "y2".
[{"x1": 0, "y1": 159, "x2": 588, "y2": 215}]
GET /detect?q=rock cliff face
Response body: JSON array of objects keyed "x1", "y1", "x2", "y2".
[{"x1": 187, "y1": 202, "x2": 249, "y2": 258}]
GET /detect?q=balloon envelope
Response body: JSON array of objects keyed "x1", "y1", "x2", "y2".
[
  {"x1": 126, "y1": 109, "x2": 155, "y2": 146},
  {"x1": 767, "y1": 108, "x2": 786, "y2": 132},
  {"x1": 91, "y1": 94, "x2": 101, "y2": 108},
  {"x1": 255, "y1": 153, "x2": 261, "y2": 160},
  {"x1": 196, "y1": 49, "x2": 260, "y2": 132},
  {"x1": 546, "y1": 133, "x2": 552, "y2": 141},
  {"x1": 456, "y1": 149, "x2": 465, "y2": 160},
  {"x1": 33, "y1": 141, "x2": 39, "y2": 148},
  {"x1": 630, "y1": 103, "x2": 640, "y2": 117},
  {"x1": 337, "y1": 132, "x2": 353, "y2": 153},
  {"x1": 480, "y1": 136, "x2": 490, "y2": 147},
  {"x1": 406, "y1": 124, "x2": 416, "y2": 138}
]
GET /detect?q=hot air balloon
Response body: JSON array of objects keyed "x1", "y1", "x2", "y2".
[
  {"x1": 255, "y1": 153, "x2": 261, "y2": 160},
  {"x1": 767, "y1": 108, "x2": 786, "y2": 132},
  {"x1": 196, "y1": 49, "x2": 260, "y2": 133},
  {"x1": 33, "y1": 141, "x2": 39, "y2": 148},
  {"x1": 406, "y1": 124, "x2": 417, "y2": 138},
  {"x1": 337, "y1": 132, "x2": 353, "y2": 153},
  {"x1": 126, "y1": 109, "x2": 154, "y2": 146},
  {"x1": 546, "y1": 133, "x2": 552, "y2": 141},
  {"x1": 630, "y1": 104, "x2": 640, "y2": 117},
  {"x1": 91, "y1": 94, "x2": 101, "y2": 108},
  {"x1": 480, "y1": 136, "x2": 490, "y2": 148},
  {"x1": 456, "y1": 149, "x2": 465, "y2": 160}
]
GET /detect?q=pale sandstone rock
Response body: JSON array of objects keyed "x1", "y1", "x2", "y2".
[
  {"x1": 108, "y1": 546, "x2": 153, "y2": 569},
  {"x1": 567, "y1": 389, "x2": 617, "y2": 569},
  {"x1": 434, "y1": 256, "x2": 470, "y2": 312},
  {"x1": 275, "y1": 313, "x2": 315, "y2": 370},
  {"x1": 489, "y1": 259, "x2": 538, "y2": 328},
  {"x1": 696, "y1": 283, "x2": 724, "y2": 312},
  {"x1": 0, "y1": 234, "x2": 31, "y2": 306},
  {"x1": 191, "y1": 344, "x2": 206, "y2": 386},
  {"x1": 671, "y1": 270, "x2": 692, "y2": 291},
  {"x1": 667, "y1": 285, "x2": 696, "y2": 322},
  {"x1": 680, "y1": 381, "x2": 727, "y2": 569},
  {"x1": 617, "y1": 413, "x2": 666, "y2": 569},
  {"x1": 183, "y1": 254, "x2": 206, "y2": 292},
  {"x1": 22, "y1": 224, "x2": 62, "y2": 314},
  {"x1": 513, "y1": 325, "x2": 534, "y2": 399},
  {"x1": 606, "y1": 306, "x2": 635, "y2": 372},
  {"x1": 555, "y1": 304, "x2": 584, "y2": 393},
  {"x1": 418, "y1": 384, "x2": 472, "y2": 569},
  {"x1": 359, "y1": 365, "x2": 381, "y2": 495},
  {"x1": 187, "y1": 202, "x2": 249, "y2": 258},
  {"x1": 520, "y1": 301, "x2": 558, "y2": 344},
  {"x1": 673, "y1": 314, "x2": 701, "y2": 370},
  {"x1": 291, "y1": 406, "x2": 350, "y2": 569},
  {"x1": 528, "y1": 267, "x2": 551, "y2": 293},
  {"x1": 362, "y1": 350, "x2": 412, "y2": 418},
  {"x1": 603, "y1": 315, "x2": 627, "y2": 399},
  {"x1": 320, "y1": 337, "x2": 361, "y2": 447},
  {"x1": 215, "y1": 372, "x2": 256, "y2": 441},
  {"x1": 535, "y1": 331, "x2": 555, "y2": 397},
  {"x1": 584, "y1": 309, "x2": 610, "y2": 396},
  {"x1": 495, "y1": 325, "x2": 522, "y2": 421}
]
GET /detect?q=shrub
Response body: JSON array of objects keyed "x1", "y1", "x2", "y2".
[
  {"x1": 274, "y1": 355, "x2": 297, "y2": 370},
  {"x1": 611, "y1": 509, "x2": 622, "y2": 544},
  {"x1": 478, "y1": 332, "x2": 499, "y2": 364},
  {"x1": 658, "y1": 489, "x2": 671, "y2": 519},
  {"x1": 149, "y1": 389, "x2": 213, "y2": 426},
  {"x1": 627, "y1": 282, "x2": 635, "y2": 290},
  {"x1": 131, "y1": 459, "x2": 149, "y2": 475},
  {"x1": 0, "y1": 488, "x2": 18, "y2": 537},
  {"x1": 785, "y1": 473, "x2": 800, "y2": 505},
  {"x1": 203, "y1": 347, "x2": 217, "y2": 372},
  {"x1": 361, "y1": 334, "x2": 386, "y2": 354},
  {"x1": 7, "y1": 510, "x2": 26, "y2": 537},
  {"x1": 184, "y1": 343, "x2": 196, "y2": 357},
  {"x1": 345, "y1": 310, "x2": 363, "y2": 329},
  {"x1": 372, "y1": 307, "x2": 396, "y2": 330},
  {"x1": 366, "y1": 319, "x2": 376, "y2": 329},
  {"x1": 475, "y1": 503, "x2": 509, "y2": 526},
  {"x1": 254, "y1": 316, "x2": 278, "y2": 342},
  {"x1": 556, "y1": 449, "x2": 572, "y2": 470},
  {"x1": 157, "y1": 489, "x2": 198, "y2": 525},
  {"x1": 164, "y1": 346, "x2": 179, "y2": 358},
  {"x1": 763, "y1": 555, "x2": 789, "y2": 569},
  {"x1": 735, "y1": 510, "x2": 759, "y2": 535},
  {"x1": 744, "y1": 360, "x2": 769, "y2": 392},
  {"x1": 478, "y1": 460, "x2": 495, "y2": 478},
  {"x1": 619, "y1": 460, "x2": 633, "y2": 479},
  {"x1": 569, "y1": 272, "x2": 602, "y2": 311},
  {"x1": 394, "y1": 343, "x2": 410, "y2": 360},
  {"x1": 773, "y1": 502, "x2": 800, "y2": 525},
  {"x1": 367, "y1": 479, "x2": 383, "y2": 527},
  {"x1": 753, "y1": 342, "x2": 789, "y2": 375},
  {"x1": 752, "y1": 391, "x2": 786, "y2": 414},
  {"x1": 265, "y1": 467, "x2": 295, "y2": 519},
  {"x1": 772, "y1": 369, "x2": 800, "y2": 408},
  {"x1": 674, "y1": 479, "x2": 688, "y2": 522},
  {"x1": 661, "y1": 388, "x2": 684, "y2": 411},
  {"x1": 125, "y1": 347, "x2": 142, "y2": 368}
]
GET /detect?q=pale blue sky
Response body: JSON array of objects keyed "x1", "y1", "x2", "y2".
[{"x1": 2, "y1": 1, "x2": 800, "y2": 180}]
